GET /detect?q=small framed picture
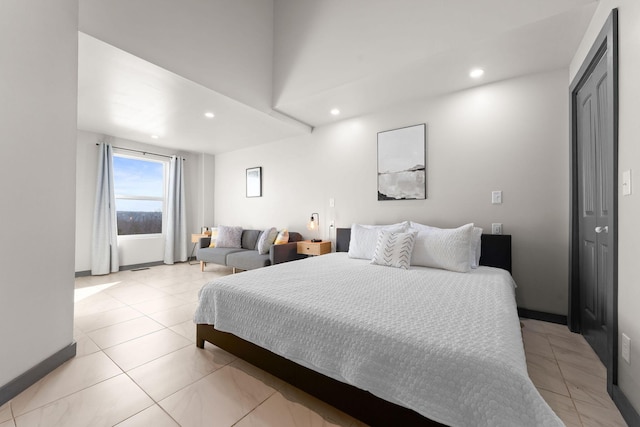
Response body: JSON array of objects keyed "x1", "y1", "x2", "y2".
[{"x1": 246, "y1": 167, "x2": 262, "y2": 198}]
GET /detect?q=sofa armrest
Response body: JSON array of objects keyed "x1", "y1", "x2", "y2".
[
  {"x1": 270, "y1": 242, "x2": 306, "y2": 265},
  {"x1": 199, "y1": 237, "x2": 211, "y2": 247}
]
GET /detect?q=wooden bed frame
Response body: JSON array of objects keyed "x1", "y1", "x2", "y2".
[{"x1": 196, "y1": 229, "x2": 512, "y2": 426}]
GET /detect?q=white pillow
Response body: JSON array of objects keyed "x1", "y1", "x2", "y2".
[
  {"x1": 411, "y1": 223, "x2": 474, "y2": 272},
  {"x1": 348, "y1": 222, "x2": 409, "y2": 260},
  {"x1": 256, "y1": 227, "x2": 278, "y2": 255},
  {"x1": 470, "y1": 227, "x2": 483, "y2": 268},
  {"x1": 410, "y1": 222, "x2": 482, "y2": 268},
  {"x1": 215, "y1": 225, "x2": 243, "y2": 248},
  {"x1": 371, "y1": 230, "x2": 417, "y2": 269}
]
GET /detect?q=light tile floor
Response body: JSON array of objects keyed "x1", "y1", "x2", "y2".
[{"x1": 0, "y1": 262, "x2": 629, "y2": 426}]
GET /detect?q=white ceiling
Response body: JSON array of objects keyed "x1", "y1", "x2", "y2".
[
  {"x1": 77, "y1": 0, "x2": 598, "y2": 155},
  {"x1": 78, "y1": 33, "x2": 306, "y2": 155}
]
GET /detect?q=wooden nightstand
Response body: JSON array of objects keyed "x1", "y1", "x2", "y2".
[{"x1": 297, "y1": 240, "x2": 331, "y2": 256}]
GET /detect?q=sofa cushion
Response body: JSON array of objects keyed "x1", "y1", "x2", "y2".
[
  {"x1": 197, "y1": 247, "x2": 245, "y2": 265},
  {"x1": 287, "y1": 231, "x2": 303, "y2": 243},
  {"x1": 226, "y1": 250, "x2": 271, "y2": 270},
  {"x1": 241, "y1": 229, "x2": 261, "y2": 250}
]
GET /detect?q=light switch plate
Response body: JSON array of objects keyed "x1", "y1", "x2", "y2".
[
  {"x1": 492, "y1": 223, "x2": 503, "y2": 235},
  {"x1": 623, "y1": 170, "x2": 632, "y2": 196},
  {"x1": 622, "y1": 333, "x2": 631, "y2": 364},
  {"x1": 492, "y1": 191, "x2": 502, "y2": 204}
]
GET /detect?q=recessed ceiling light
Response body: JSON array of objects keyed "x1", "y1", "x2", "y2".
[
  {"x1": 470, "y1": 68, "x2": 485, "y2": 78},
  {"x1": 330, "y1": 108, "x2": 340, "y2": 116},
  {"x1": 204, "y1": 112, "x2": 215, "y2": 118},
  {"x1": 151, "y1": 135, "x2": 159, "y2": 139}
]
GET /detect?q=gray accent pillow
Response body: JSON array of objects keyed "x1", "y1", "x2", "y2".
[
  {"x1": 371, "y1": 230, "x2": 417, "y2": 269},
  {"x1": 215, "y1": 225, "x2": 243, "y2": 248},
  {"x1": 256, "y1": 227, "x2": 278, "y2": 255}
]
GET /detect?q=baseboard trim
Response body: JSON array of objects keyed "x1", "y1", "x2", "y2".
[
  {"x1": 118, "y1": 261, "x2": 164, "y2": 271},
  {"x1": 613, "y1": 384, "x2": 640, "y2": 426},
  {"x1": 75, "y1": 261, "x2": 167, "y2": 277},
  {"x1": 517, "y1": 308, "x2": 568, "y2": 325},
  {"x1": 0, "y1": 342, "x2": 76, "y2": 406}
]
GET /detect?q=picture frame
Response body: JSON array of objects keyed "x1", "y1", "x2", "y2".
[
  {"x1": 377, "y1": 123, "x2": 427, "y2": 200},
  {"x1": 246, "y1": 167, "x2": 262, "y2": 198}
]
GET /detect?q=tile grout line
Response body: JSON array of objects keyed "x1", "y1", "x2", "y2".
[
  {"x1": 10, "y1": 361, "x2": 124, "y2": 424},
  {"x1": 230, "y1": 388, "x2": 279, "y2": 427},
  {"x1": 72, "y1": 266, "x2": 204, "y2": 426},
  {"x1": 548, "y1": 333, "x2": 619, "y2": 419},
  {"x1": 107, "y1": 296, "x2": 238, "y2": 426},
  {"x1": 92, "y1": 285, "x2": 189, "y2": 426},
  {"x1": 545, "y1": 330, "x2": 585, "y2": 426}
]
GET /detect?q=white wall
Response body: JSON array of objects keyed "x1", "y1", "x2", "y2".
[
  {"x1": 0, "y1": 0, "x2": 78, "y2": 387},
  {"x1": 75, "y1": 130, "x2": 215, "y2": 272},
  {"x1": 570, "y1": 0, "x2": 640, "y2": 414},
  {"x1": 214, "y1": 69, "x2": 570, "y2": 315}
]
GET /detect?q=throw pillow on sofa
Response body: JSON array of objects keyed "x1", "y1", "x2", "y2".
[
  {"x1": 257, "y1": 227, "x2": 278, "y2": 254},
  {"x1": 208, "y1": 227, "x2": 219, "y2": 248},
  {"x1": 274, "y1": 229, "x2": 289, "y2": 245},
  {"x1": 215, "y1": 225, "x2": 243, "y2": 248}
]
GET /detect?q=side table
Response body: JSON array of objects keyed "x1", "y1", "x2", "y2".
[
  {"x1": 190, "y1": 233, "x2": 209, "y2": 265},
  {"x1": 297, "y1": 240, "x2": 331, "y2": 256}
]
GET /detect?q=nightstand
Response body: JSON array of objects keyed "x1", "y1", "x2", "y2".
[{"x1": 297, "y1": 240, "x2": 331, "y2": 256}]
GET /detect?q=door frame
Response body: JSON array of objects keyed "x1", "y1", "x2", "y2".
[{"x1": 569, "y1": 9, "x2": 618, "y2": 394}]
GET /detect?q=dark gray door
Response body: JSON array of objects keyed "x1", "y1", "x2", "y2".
[{"x1": 576, "y1": 52, "x2": 613, "y2": 366}]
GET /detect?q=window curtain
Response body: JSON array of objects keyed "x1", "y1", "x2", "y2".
[
  {"x1": 164, "y1": 156, "x2": 187, "y2": 264},
  {"x1": 91, "y1": 143, "x2": 119, "y2": 275}
]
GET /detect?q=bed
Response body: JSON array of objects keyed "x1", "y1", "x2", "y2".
[{"x1": 194, "y1": 227, "x2": 561, "y2": 426}]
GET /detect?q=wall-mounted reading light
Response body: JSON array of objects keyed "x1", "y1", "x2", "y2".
[{"x1": 307, "y1": 212, "x2": 321, "y2": 242}]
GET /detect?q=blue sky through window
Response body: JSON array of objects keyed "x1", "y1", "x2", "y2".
[{"x1": 113, "y1": 155, "x2": 164, "y2": 212}]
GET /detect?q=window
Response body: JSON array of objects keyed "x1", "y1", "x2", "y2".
[{"x1": 113, "y1": 154, "x2": 166, "y2": 236}]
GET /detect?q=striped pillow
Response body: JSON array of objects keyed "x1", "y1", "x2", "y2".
[{"x1": 371, "y1": 230, "x2": 417, "y2": 269}]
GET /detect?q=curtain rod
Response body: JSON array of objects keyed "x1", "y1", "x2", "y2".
[{"x1": 95, "y1": 143, "x2": 185, "y2": 160}]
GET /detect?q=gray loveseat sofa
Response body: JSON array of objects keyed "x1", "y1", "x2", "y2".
[{"x1": 197, "y1": 229, "x2": 305, "y2": 272}]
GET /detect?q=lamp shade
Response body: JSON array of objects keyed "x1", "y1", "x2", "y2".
[{"x1": 307, "y1": 213, "x2": 319, "y2": 231}]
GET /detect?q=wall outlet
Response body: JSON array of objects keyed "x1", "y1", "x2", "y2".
[
  {"x1": 492, "y1": 223, "x2": 503, "y2": 235},
  {"x1": 329, "y1": 197, "x2": 335, "y2": 207},
  {"x1": 622, "y1": 333, "x2": 631, "y2": 364}
]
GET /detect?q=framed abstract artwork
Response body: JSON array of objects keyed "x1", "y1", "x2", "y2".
[
  {"x1": 377, "y1": 123, "x2": 427, "y2": 200},
  {"x1": 246, "y1": 167, "x2": 262, "y2": 198}
]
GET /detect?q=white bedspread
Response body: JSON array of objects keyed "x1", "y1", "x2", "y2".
[{"x1": 194, "y1": 253, "x2": 562, "y2": 427}]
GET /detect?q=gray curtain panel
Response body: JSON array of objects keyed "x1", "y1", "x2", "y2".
[
  {"x1": 164, "y1": 155, "x2": 187, "y2": 264},
  {"x1": 91, "y1": 143, "x2": 119, "y2": 275}
]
